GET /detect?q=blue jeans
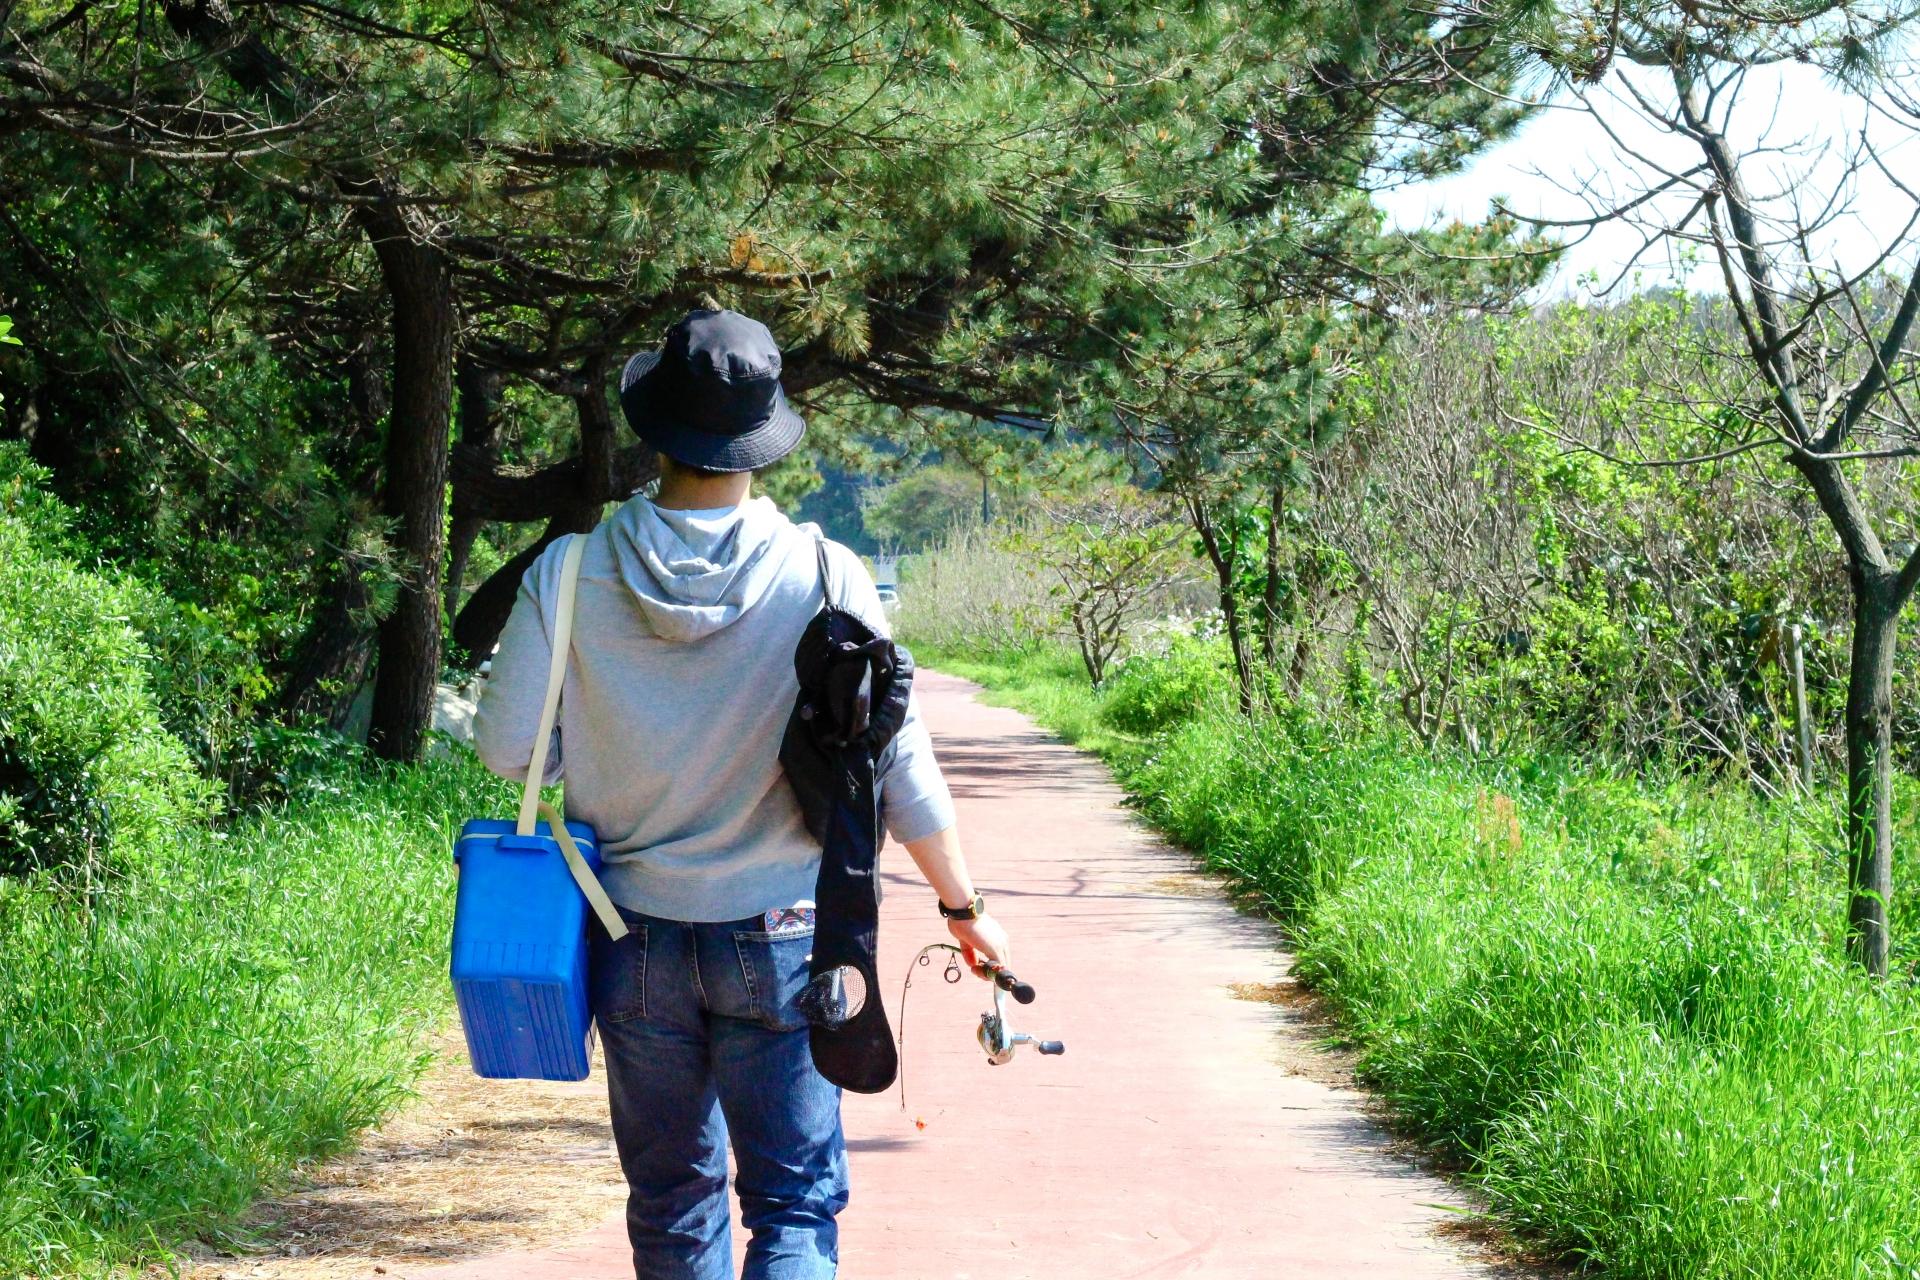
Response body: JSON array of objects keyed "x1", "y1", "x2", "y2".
[{"x1": 588, "y1": 906, "x2": 847, "y2": 1280}]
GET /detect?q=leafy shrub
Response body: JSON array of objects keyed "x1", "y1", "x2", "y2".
[
  {"x1": 134, "y1": 587, "x2": 278, "y2": 785},
  {"x1": 0, "y1": 314, "x2": 18, "y2": 409},
  {"x1": 1098, "y1": 635, "x2": 1229, "y2": 735},
  {"x1": 0, "y1": 445, "x2": 211, "y2": 877},
  {"x1": 969, "y1": 644, "x2": 1920, "y2": 1279},
  {"x1": 0, "y1": 749, "x2": 510, "y2": 1274},
  {"x1": 892, "y1": 523, "x2": 1053, "y2": 654}
]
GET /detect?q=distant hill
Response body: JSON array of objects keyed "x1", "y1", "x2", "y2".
[{"x1": 792, "y1": 460, "x2": 880, "y2": 553}]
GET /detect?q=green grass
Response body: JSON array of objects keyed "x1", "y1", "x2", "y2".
[
  {"x1": 920, "y1": 640, "x2": 1920, "y2": 1280},
  {"x1": 0, "y1": 748, "x2": 511, "y2": 1277},
  {"x1": 916, "y1": 643, "x2": 1130, "y2": 759}
]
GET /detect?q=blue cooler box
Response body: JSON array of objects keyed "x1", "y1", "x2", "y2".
[{"x1": 451, "y1": 817, "x2": 606, "y2": 1080}]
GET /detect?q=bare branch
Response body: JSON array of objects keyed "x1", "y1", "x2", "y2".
[{"x1": 1821, "y1": 254, "x2": 1920, "y2": 451}]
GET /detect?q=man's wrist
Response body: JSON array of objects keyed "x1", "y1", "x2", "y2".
[{"x1": 938, "y1": 893, "x2": 986, "y2": 921}]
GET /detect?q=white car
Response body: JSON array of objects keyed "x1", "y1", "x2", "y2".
[{"x1": 876, "y1": 586, "x2": 900, "y2": 612}]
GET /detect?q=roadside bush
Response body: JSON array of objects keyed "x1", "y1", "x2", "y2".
[
  {"x1": 0, "y1": 748, "x2": 509, "y2": 1275},
  {"x1": 892, "y1": 523, "x2": 1052, "y2": 654},
  {"x1": 1291, "y1": 782, "x2": 1920, "y2": 1280},
  {"x1": 134, "y1": 588, "x2": 279, "y2": 789},
  {"x1": 0, "y1": 453, "x2": 516, "y2": 1276},
  {"x1": 0, "y1": 446, "x2": 211, "y2": 878},
  {"x1": 964, "y1": 640, "x2": 1920, "y2": 1280},
  {"x1": 1098, "y1": 635, "x2": 1229, "y2": 736}
]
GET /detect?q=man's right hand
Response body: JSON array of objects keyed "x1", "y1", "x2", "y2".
[{"x1": 947, "y1": 911, "x2": 1011, "y2": 974}]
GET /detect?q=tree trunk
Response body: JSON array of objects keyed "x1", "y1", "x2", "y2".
[
  {"x1": 445, "y1": 359, "x2": 501, "y2": 631},
  {"x1": 1261, "y1": 480, "x2": 1283, "y2": 668},
  {"x1": 1286, "y1": 632, "x2": 1313, "y2": 699},
  {"x1": 450, "y1": 366, "x2": 644, "y2": 665},
  {"x1": 451, "y1": 441, "x2": 656, "y2": 523},
  {"x1": 1843, "y1": 573, "x2": 1900, "y2": 977},
  {"x1": 357, "y1": 202, "x2": 456, "y2": 762},
  {"x1": 1186, "y1": 495, "x2": 1255, "y2": 716},
  {"x1": 452, "y1": 510, "x2": 595, "y2": 663},
  {"x1": 575, "y1": 358, "x2": 619, "y2": 504},
  {"x1": 1071, "y1": 606, "x2": 1102, "y2": 686},
  {"x1": 275, "y1": 561, "x2": 377, "y2": 730},
  {"x1": 271, "y1": 328, "x2": 387, "y2": 727},
  {"x1": 1788, "y1": 458, "x2": 1917, "y2": 975}
]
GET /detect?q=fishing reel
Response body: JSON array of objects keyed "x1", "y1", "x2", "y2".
[
  {"x1": 974, "y1": 959, "x2": 1066, "y2": 1065},
  {"x1": 899, "y1": 943, "x2": 1064, "y2": 1074}
]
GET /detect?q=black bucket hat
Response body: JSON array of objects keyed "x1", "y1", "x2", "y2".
[{"x1": 619, "y1": 309, "x2": 806, "y2": 473}]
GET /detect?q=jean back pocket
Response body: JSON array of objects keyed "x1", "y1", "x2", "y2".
[
  {"x1": 588, "y1": 915, "x2": 648, "y2": 1024},
  {"x1": 732, "y1": 926, "x2": 816, "y2": 1032}
]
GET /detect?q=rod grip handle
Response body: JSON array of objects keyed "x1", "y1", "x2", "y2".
[{"x1": 991, "y1": 967, "x2": 1037, "y2": 1005}]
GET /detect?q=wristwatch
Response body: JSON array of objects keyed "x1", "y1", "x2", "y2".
[{"x1": 938, "y1": 893, "x2": 986, "y2": 921}]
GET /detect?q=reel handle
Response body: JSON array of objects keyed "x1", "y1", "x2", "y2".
[{"x1": 1037, "y1": 1040, "x2": 1066, "y2": 1056}]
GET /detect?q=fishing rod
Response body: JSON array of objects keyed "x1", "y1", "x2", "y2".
[{"x1": 896, "y1": 942, "x2": 1064, "y2": 1110}]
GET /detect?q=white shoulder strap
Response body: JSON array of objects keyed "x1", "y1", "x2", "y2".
[
  {"x1": 517, "y1": 534, "x2": 586, "y2": 834},
  {"x1": 514, "y1": 534, "x2": 628, "y2": 941}
]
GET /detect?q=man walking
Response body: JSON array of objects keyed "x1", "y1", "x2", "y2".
[{"x1": 473, "y1": 308, "x2": 1010, "y2": 1279}]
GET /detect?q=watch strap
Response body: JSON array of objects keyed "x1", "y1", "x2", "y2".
[{"x1": 938, "y1": 893, "x2": 986, "y2": 921}]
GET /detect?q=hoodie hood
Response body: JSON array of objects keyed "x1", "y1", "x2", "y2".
[{"x1": 608, "y1": 495, "x2": 798, "y2": 642}]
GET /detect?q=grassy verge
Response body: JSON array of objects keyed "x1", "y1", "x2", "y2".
[
  {"x1": 918, "y1": 640, "x2": 1920, "y2": 1280},
  {"x1": 920, "y1": 644, "x2": 1127, "y2": 758},
  {"x1": 0, "y1": 748, "x2": 511, "y2": 1277}
]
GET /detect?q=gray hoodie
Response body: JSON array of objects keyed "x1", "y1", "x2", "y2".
[{"x1": 471, "y1": 493, "x2": 954, "y2": 922}]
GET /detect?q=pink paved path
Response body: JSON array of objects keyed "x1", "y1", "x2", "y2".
[{"x1": 427, "y1": 672, "x2": 1510, "y2": 1279}]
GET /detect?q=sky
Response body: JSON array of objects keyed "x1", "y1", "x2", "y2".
[{"x1": 1375, "y1": 61, "x2": 1920, "y2": 299}]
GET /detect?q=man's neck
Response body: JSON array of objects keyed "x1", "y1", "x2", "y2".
[{"x1": 654, "y1": 464, "x2": 753, "y2": 512}]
